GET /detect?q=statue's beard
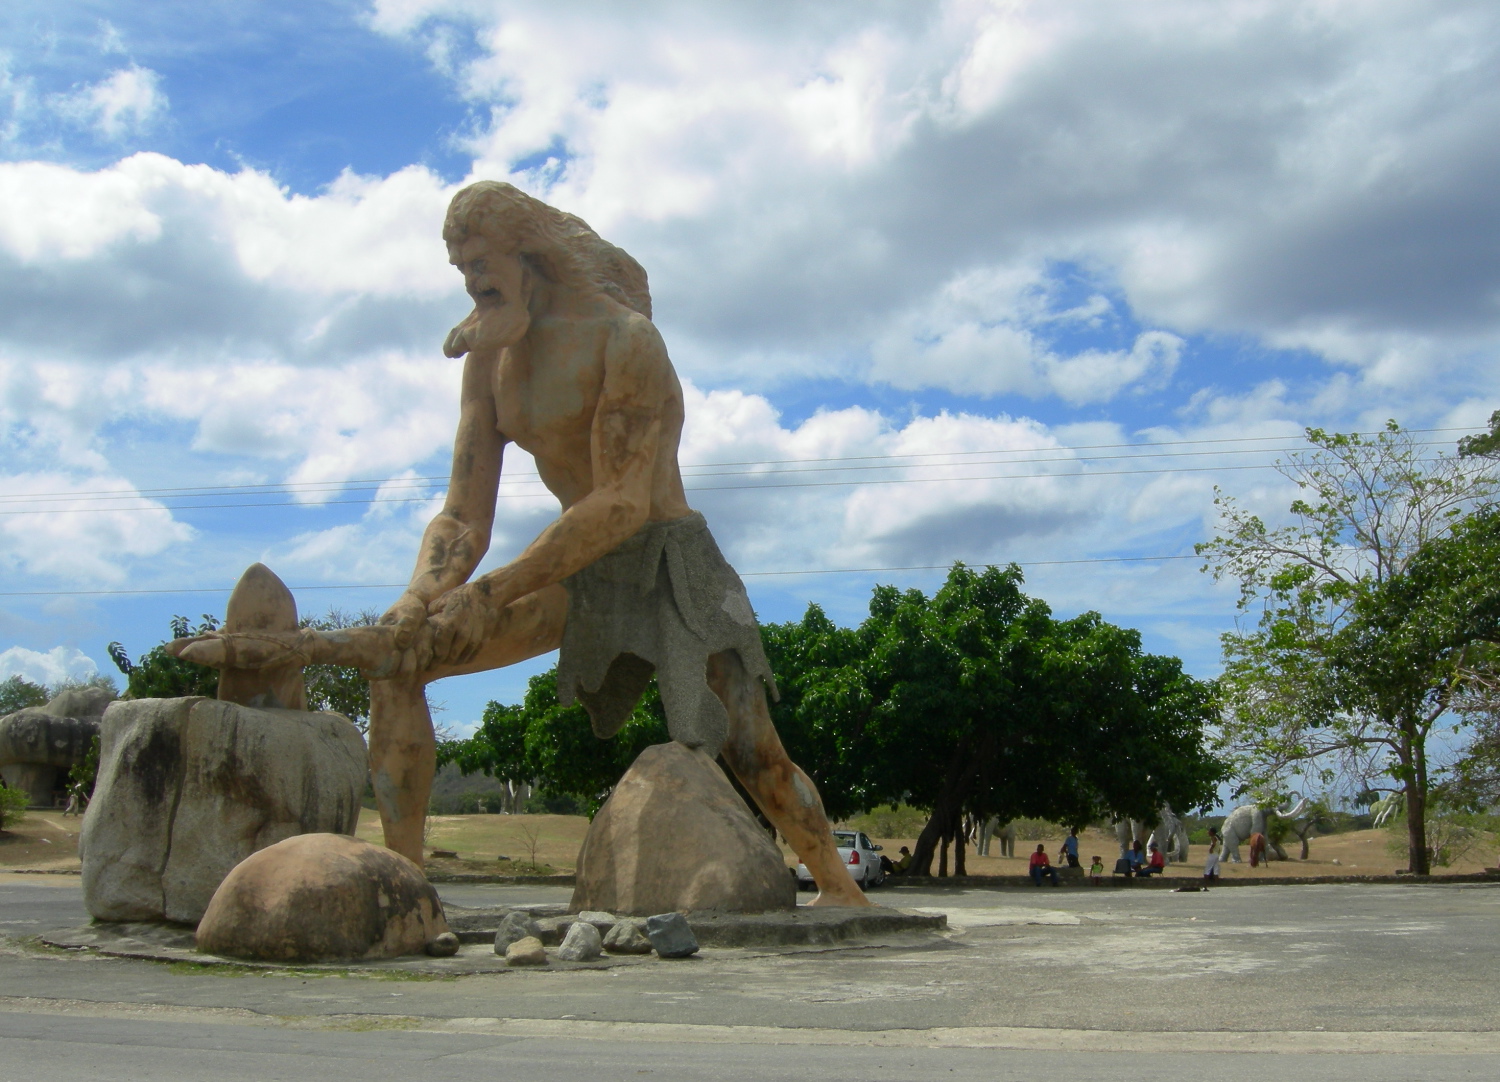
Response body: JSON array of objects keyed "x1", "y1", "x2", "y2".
[{"x1": 443, "y1": 301, "x2": 532, "y2": 358}]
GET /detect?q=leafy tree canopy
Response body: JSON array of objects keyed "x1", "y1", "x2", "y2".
[{"x1": 0, "y1": 675, "x2": 49, "y2": 715}]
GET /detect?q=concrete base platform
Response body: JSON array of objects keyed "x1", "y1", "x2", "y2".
[{"x1": 40, "y1": 905, "x2": 946, "y2": 973}]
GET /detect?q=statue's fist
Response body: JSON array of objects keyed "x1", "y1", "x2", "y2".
[{"x1": 379, "y1": 592, "x2": 430, "y2": 649}]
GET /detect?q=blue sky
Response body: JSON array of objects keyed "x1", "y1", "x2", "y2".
[{"x1": 3, "y1": 1, "x2": 1500, "y2": 767}]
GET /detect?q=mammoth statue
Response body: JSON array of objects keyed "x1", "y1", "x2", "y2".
[
  {"x1": 1114, "y1": 806, "x2": 1190, "y2": 863},
  {"x1": 1219, "y1": 795, "x2": 1310, "y2": 862},
  {"x1": 975, "y1": 816, "x2": 1015, "y2": 857}
]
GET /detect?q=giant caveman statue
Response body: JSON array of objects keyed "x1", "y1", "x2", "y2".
[{"x1": 173, "y1": 181, "x2": 869, "y2": 907}]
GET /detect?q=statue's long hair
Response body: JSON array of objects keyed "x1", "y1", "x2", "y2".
[{"x1": 443, "y1": 182, "x2": 651, "y2": 319}]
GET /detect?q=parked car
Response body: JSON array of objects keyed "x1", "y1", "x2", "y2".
[{"x1": 795, "y1": 830, "x2": 884, "y2": 890}]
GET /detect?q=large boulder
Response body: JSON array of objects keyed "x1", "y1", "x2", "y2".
[
  {"x1": 80, "y1": 697, "x2": 367, "y2": 924},
  {"x1": 571, "y1": 741, "x2": 795, "y2": 916},
  {"x1": 197, "y1": 834, "x2": 450, "y2": 962},
  {"x1": 0, "y1": 686, "x2": 114, "y2": 805}
]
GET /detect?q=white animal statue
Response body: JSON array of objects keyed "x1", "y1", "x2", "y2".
[
  {"x1": 1371, "y1": 792, "x2": 1404, "y2": 828},
  {"x1": 1114, "y1": 805, "x2": 1190, "y2": 863},
  {"x1": 1219, "y1": 795, "x2": 1310, "y2": 862},
  {"x1": 975, "y1": 817, "x2": 1015, "y2": 857}
]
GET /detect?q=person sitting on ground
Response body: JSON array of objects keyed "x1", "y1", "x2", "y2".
[
  {"x1": 891, "y1": 845, "x2": 912, "y2": 875},
  {"x1": 1137, "y1": 842, "x2": 1166, "y2": 877},
  {"x1": 1029, "y1": 843, "x2": 1060, "y2": 887},
  {"x1": 1202, "y1": 848, "x2": 1221, "y2": 885},
  {"x1": 1062, "y1": 829, "x2": 1081, "y2": 868},
  {"x1": 1089, "y1": 855, "x2": 1105, "y2": 885}
]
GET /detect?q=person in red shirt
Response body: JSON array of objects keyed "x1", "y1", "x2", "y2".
[
  {"x1": 1138, "y1": 842, "x2": 1167, "y2": 877},
  {"x1": 1029, "y1": 843, "x2": 1060, "y2": 886}
]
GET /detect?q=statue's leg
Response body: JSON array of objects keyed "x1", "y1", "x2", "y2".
[
  {"x1": 370, "y1": 585, "x2": 569, "y2": 866},
  {"x1": 367, "y1": 676, "x2": 435, "y2": 866},
  {"x1": 708, "y1": 649, "x2": 872, "y2": 908}
]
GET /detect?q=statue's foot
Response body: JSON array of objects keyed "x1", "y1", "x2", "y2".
[{"x1": 807, "y1": 885, "x2": 875, "y2": 908}]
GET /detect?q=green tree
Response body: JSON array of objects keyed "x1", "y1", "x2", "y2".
[
  {"x1": 1199, "y1": 422, "x2": 1498, "y2": 875},
  {"x1": 301, "y1": 608, "x2": 380, "y2": 731},
  {"x1": 0, "y1": 784, "x2": 26, "y2": 831},
  {"x1": 108, "y1": 615, "x2": 221, "y2": 699},
  {"x1": 438, "y1": 669, "x2": 670, "y2": 815},
  {"x1": 0, "y1": 675, "x2": 49, "y2": 715}
]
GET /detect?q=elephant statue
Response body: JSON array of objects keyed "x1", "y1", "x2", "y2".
[
  {"x1": 1114, "y1": 805, "x2": 1190, "y2": 863},
  {"x1": 975, "y1": 817, "x2": 1014, "y2": 857},
  {"x1": 1220, "y1": 796, "x2": 1310, "y2": 862},
  {"x1": 1371, "y1": 792, "x2": 1404, "y2": 828}
]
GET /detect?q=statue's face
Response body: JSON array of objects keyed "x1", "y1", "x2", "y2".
[{"x1": 444, "y1": 232, "x2": 531, "y2": 357}]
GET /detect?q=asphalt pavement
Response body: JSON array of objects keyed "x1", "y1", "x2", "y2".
[{"x1": 2, "y1": 874, "x2": 1498, "y2": 1080}]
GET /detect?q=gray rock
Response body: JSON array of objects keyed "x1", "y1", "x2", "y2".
[
  {"x1": 41, "y1": 686, "x2": 115, "y2": 719},
  {"x1": 603, "y1": 919, "x2": 653, "y2": 954},
  {"x1": 0, "y1": 705, "x2": 104, "y2": 805},
  {"x1": 80, "y1": 697, "x2": 367, "y2": 924},
  {"x1": 425, "y1": 932, "x2": 460, "y2": 957},
  {"x1": 556, "y1": 920, "x2": 603, "y2": 962},
  {"x1": 195, "y1": 834, "x2": 450, "y2": 963},
  {"x1": 505, "y1": 935, "x2": 547, "y2": 966},
  {"x1": 645, "y1": 912, "x2": 699, "y2": 958},
  {"x1": 575, "y1": 909, "x2": 615, "y2": 924},
  {"x1": 493, "y1": 911, "x2": 542, "y2": 953},
  {"x1": 570, "y1": 742, "x2": 796, "y2": 916}
]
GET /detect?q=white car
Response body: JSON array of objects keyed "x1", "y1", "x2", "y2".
[{"x1": 795, "y1": 830, "x2": 885, "y2": 891}]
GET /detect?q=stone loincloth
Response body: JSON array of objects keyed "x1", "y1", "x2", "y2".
[{"x1": 556, "y1": 512, "x2": 777, "y2": 758}]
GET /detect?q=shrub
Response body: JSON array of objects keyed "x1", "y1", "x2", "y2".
[{"x1": 0, "y1": 785, "x2": 28, "y2": 831}]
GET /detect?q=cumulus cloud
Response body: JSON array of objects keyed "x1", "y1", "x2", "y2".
[
  {"x1": 0, "y1": 472, "x2": 194, "y2": 584},
  {"x1": 52, "y1": 64, "x2": 165, "y2": 140},
  {"x1": 0, "y1": 644, "x2": 98, "y2": 687},
  {"x1": 364, "y1": 0, "x2": 1500, "y2": 396}
]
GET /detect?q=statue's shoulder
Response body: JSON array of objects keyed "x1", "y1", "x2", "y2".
[{"x1": 604, "y1": 307, "x2": 670, "y2": 364}]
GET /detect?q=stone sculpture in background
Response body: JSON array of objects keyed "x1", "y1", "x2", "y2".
[
  {"x1": 1219, "y1": 795, "x2": 1310, "y2": 862},
  {"x1": 1114, "y1": 805, "x2": 1192, "y2": 864},
  {"x1": 81, "y1": 566, "x2": 368, "y2": 924},
  {"x1": 171, "y1": 181, "x2": 867, "y2": 908},
  {"x1": 0, "y1": 685, "x2": 114, "y2": 806}
]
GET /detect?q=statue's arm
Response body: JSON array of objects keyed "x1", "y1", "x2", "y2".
[
  {"x1": 382, "y1": 349, "x2": 505, "y2": 642},
  {"x1": 428, "y1": 318, "x2": 665, "y2": 661}
]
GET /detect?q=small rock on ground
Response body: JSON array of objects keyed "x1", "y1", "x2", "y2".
[
  {"x1": 645, "y1": 912, "x2": 699, "y2": 958},
  {"x1": 493, "y1": 911, "x2": 542, "y2": 954},
  {"x1": 603, "y1": 919, "x2": 652, "y2": 954},
  {"x1": 425, "y1": 932, "x2": 460, "y2": 957},
  {"x1": 505, "y1": 936, "x2": 547, "y2": 966},
  {"x1": 556, "y1": 921, "x2": 602, "y2": 962}
]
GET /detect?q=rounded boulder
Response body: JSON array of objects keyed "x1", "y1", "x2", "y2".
[{"x1": 196, "y1": 833, "x2": 450, "y2": 962}]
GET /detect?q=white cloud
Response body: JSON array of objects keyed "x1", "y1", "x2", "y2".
[
  {"x1": 0, "y1": 644, "x2": 98, "y2": 688},
  {"x1": 0, "y1": 472, "x2": 194, "y2": 584},
  {"x1": 53, "y1": 64, "x2": 165, "y2": 140}
]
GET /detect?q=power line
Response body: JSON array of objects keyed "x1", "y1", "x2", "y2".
[
  {"x1": 0, "y1": 456, "x2": 1468, "y2": 517},
  {"x1": 0, "y1": 553, "x2": 1205, "y2": 597},
  {"x1": 0, "y1": 426, "x2": 1471, "y2": 505}
]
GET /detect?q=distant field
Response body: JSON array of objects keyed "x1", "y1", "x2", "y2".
[{"x1": 6, "y1": 805, "x2": 1494, "y2": 879}]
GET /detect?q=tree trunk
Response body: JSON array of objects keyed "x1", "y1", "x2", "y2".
[
  {"x1": 938, "y1": 833, "x2": 949, "y2": 877},
  {"x1": 953, "y1": 808, "x2": 967, "y2": 877},
  {"x1": 1405, "y1": 725, "x2": 1430, "y2": 875},
  {"x1": 910, "y1": 743, "x2": 976, "y2": 876}
]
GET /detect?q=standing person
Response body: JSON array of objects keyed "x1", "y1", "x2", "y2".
[
  {"x1": 1062, "y1": 829, "x2": 1081, "y2": 868},
  {"x1": 1089, "y1": 855, "x2": 1105, "y2": 885},
  {"x1": 1207, "y1": 826, "x2": 1222, "y2": 854},
  {"x1": 1202, "y1": 848, "x2": 1221, "y2": 885},
  {"x1": 1029, "y1": 844, "x2": 1060, "y2": 887}
]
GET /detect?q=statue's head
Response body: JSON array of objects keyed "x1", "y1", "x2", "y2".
[{"x1": 442, "y1": 182, "x2": 651, "y2": 318}]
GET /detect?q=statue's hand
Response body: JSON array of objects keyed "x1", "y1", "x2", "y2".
[
  {"x1": 426, "y1": 583, "x2": 497, "y2": 666},
  {"x1": 379, "y1": 591, "x2": 430, "y2": 650}
]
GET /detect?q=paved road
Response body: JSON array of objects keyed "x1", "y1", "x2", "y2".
[{"x1": 3, "y1": 875, "x2": 1499, "y2": 1079}]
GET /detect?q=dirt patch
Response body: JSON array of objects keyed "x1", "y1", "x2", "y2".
[{"x1": 0, "y1": 810, "x2": 83, "y2": 870}]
